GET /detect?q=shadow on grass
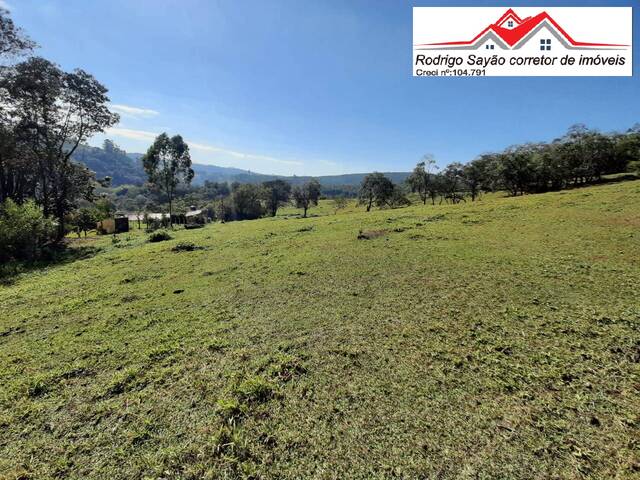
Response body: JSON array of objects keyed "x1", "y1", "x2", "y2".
[
  {"x1": 0, "y1": 242, "x2": 102, "y2": 286},
  {"x1": 598, "y1": 173, "x2": 639, "y2": 184},
  {"x1": 497, "y1": 173, "x2": 639, "y2": 199},
  {"x1": 554, "y1": 173, "x2": 640, "y2": 193}
]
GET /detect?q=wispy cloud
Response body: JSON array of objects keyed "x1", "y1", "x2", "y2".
[
  {"x1": 110, "y1": 104, "x2": 159, "y2": 118},
  {"x1": 0, "y1": 1, "x2": 11, "y2": 10},
  {"x1": 189, "y1": 141, "x2": 303, "y2": 166},
  {"x1": 106, "y1": 127, "x2": 158, "y2": 141},
  {"x1": 319, "y1": 159, "x2": 339, "y2": 167},
  {"x1": 105, "y1": 127, "x2": 303, "y2": 166}
]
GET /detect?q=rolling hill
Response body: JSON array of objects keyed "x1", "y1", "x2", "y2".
[
  {"x1": 72, "y1": 143, "x2": 410, "y2": 188},
  {"x1": 1, "y1": 180, "x2": 638, "y2": 478}
]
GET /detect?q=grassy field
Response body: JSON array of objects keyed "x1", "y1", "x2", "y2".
[{"x1": 1, "y1": 181, "x2": 639, "y2": 479}]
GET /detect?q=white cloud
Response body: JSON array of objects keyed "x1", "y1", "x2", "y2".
[
  {"x1": 110, "y1": 104, "x2": 159, "y2": 118},
  {"x1": 319, "y1": 159, "x2": 339, "y2": 167},
  {"x1": 106, "y1": 127, "x2": 158, "y2": 141},
  {"x1": 105, "y1": 127, "x2": 303, "y2": 166},
  {"x1": 0, "y1": 1, "x2": 11, "y2": 10},
  {"x1": 189, "y1": 141, "x2": 303, "y2": 166}
]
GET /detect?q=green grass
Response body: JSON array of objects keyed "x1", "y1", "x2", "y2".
[{"x1": 1, "y1": 182, "x2": 639, "y2": 479}]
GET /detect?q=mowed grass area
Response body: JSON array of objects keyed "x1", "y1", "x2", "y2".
[{"x1": 1, "y1": 182, "x2": 639, "y2": 479}]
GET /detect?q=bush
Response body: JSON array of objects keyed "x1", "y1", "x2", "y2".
[
  {"x1": 148, "y1": 230, "x2": 172, "y2": 242},
  {"x1": 0, "y1": 199, "x2": 55, "y2": 262}
]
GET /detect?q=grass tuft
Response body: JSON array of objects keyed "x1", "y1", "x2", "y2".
[{"x1": 234, "y1": 376, "x2": 276, "y2": 404}]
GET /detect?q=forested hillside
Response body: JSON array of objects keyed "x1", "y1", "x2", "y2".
[{"x1": 74, "y1": 141, "x2": 147, "y2": 186}]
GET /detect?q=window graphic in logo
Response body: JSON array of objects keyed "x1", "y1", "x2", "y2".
[{"x1": 413, "y1": 7, "x2": 632, "y2": 77}]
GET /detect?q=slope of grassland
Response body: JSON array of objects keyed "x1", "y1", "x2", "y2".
[{"x1": 1, "y1": 181, "x2": 639, "y2": 479}]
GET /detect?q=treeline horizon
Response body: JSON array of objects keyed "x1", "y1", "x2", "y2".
[
  {"x1": 5, "y1": 119, "x2": 639, "y2": 252},
  {"x1": 103, "y1": 122, "x2": 640, "y2": 219}
]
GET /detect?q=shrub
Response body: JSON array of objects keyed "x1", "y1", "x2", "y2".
[
  {"x1": 0, "y1": 199, "x2": 55, "y2": 262},
  {"x1": 148, "y1": 230, "x2": 172, "y2": 242}
]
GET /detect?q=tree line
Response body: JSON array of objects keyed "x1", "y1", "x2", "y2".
[
  {"x1": 64, "y1": 144, "x2": 324, "y2": 234},
  {"x1": 137, "y1": 118, "x2": 640, "y2": 226},
  {"x1": 140, "y1": 172, "x2": 322, "y2": 225},
  {"x1": 393, "y1": 125, "x2": 639, "y2": 208},
  {"x1": 72, "y1": 121, "x2": 640, "y2": 236}
]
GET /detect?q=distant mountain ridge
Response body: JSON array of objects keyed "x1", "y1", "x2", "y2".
[{"x1": 72, "y1": 143, "x2": 410, "y2": 188}]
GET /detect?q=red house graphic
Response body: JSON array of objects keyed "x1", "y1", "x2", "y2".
[{"x1": 415, "y1": 8, "x2": 628, "y2": 50}]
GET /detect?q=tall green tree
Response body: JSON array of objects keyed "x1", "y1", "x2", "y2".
[
  {"x1": 498, "y1": 145, "x2": 536, "y2": 196},
  {"x1": 261, "y1": 179, "x2": 291, "y2": 217},
  {"x1": 358, "y1": 172, "x2": 394, "y2": 211},
  {"x1": 69, "y1": 207, "x2": 97, "y2": 237},
  {"x1": 3, "y1": 57, "x2": 119, "y2": 237},
  {"x1": 406, "y1": 155, "x2": 436, "y2": 205},
  {"x1": 462, "y1": 159, "x2": 487, "y2": 201},
  {"x1": 440, "y1": 162, "x2": 466, "y2": 203},
  {"x1": 292, "y1": 179, "x2": 321, "y2": 217},
  {"x1": 142, "y1": 133, "x2": 194, "y2": 227},
  {"x1": 231, "y1": 183, "x2": 263, "y2": 220}
]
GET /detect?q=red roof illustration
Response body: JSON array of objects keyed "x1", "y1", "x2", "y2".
[{"x1": 416, "y1": 8, "x2": 628, "y2": 48}]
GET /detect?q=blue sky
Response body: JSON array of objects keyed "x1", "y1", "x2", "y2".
[{"x1": 9, "y1": 0, "x2": 640, "y2": 176}]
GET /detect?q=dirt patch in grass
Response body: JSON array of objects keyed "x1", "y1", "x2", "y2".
[
  {"x1": 357, "y1": 229, "x2": 387, "y2": 240},
  {"x1": 171, "y1": 241, "x2": 204, "y2": 252}
]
